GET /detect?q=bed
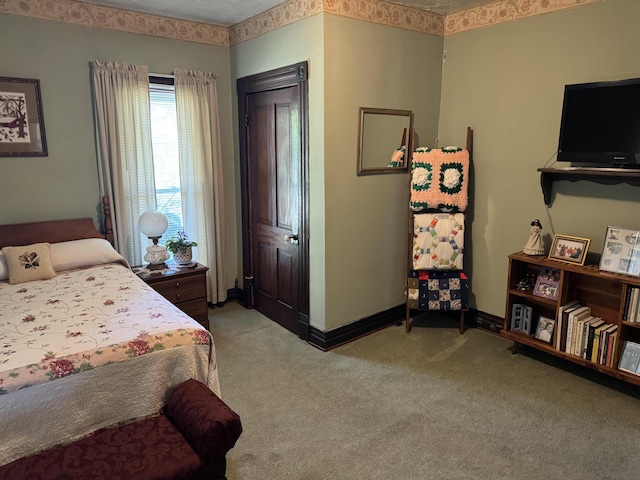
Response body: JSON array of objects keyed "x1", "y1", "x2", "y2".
[{"x1": 0, "y1": 198, "x2": 219, "y2": 466}]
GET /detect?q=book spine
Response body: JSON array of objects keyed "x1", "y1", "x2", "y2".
[
  {"x1": 580, "y1": 320, "x2": 590, "y2": 358},
  {"x1": 565, "y1": 313, "x2": 575, "y2": 353},
  {"x1": 606, "y1": 329, "x2": 618, "y2": 368},
  {"x1": 555, "y1": 312, "x2": 563, "y2": 351},
  {"x1": 627, "y1": 287, "x2": 640, "y2": 322},
  {"x1": 590, "y1": 326, "x2": 601, "y2": 363}
]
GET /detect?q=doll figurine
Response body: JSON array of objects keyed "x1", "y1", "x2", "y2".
[{"x1": 523, "y1": 219, "x2": 545, "y2": 255}]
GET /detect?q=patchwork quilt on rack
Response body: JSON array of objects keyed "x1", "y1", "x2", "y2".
[
  {"x1": 410, "y1": 146, "x2": 469, "y2": 212},
  {"x1": 412, "y1": 212, "x2": 464, "y2": 270},
  {"x1": 407, "y1": 270, "x2": 469, "y2": 311}
]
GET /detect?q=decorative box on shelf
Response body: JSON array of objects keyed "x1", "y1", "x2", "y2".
[{"x1": 134, "y1": 262, "x2": 210, "y2": 329}]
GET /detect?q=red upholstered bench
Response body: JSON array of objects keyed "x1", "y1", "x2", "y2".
[{"x1": 0, "y1": 379, "x2": 242, "y2": 480}]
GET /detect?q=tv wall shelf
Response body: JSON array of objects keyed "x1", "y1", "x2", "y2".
[{"x1": 538, "y1": 167, "x2": 640, "y2": 206}]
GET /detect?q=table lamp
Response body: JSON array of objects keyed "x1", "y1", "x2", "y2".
[{"x1": 138, "y1": 211, "x2": 170, "y2": 270}]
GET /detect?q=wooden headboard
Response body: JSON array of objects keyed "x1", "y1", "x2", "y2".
[{"x1": 0, "y1": 197, "x2": 114, "y2": 249}]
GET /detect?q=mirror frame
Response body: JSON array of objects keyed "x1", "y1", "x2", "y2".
[{"x1": 357, "y1": 107, "x2": 413, "y2": 176}]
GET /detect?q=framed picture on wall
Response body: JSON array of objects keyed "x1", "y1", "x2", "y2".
[
  {"x1": 599, "y1": 226, "x2": 640, "y2": 277},
  {"x1": 549, "y1": 234, "x2": 590, "y2": 266},
  {"x1": 0, "y1": 77, "x2": 48, "y2": 157}
]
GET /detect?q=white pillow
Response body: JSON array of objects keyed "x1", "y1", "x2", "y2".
[
  {"x1": 2, "y1": 243, "x2": 57, "y2": 284},
  {"x1": 50, "y1": 238, "x2": 130, "y2": 272},
  {"x1": 0, "y1": 252, "x2": 7, "y2": 281}
]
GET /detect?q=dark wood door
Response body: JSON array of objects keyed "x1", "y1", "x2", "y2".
[
  {"x1": 237, "y1": 62, "x2": 309, "y2": 337},
  {"x1": 248, "y1": 87, "x2": 300, "y2": 332}
]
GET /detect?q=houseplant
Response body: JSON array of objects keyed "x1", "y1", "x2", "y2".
[{"x1": 164, "y1": 231, "x2": 198, "y2": 264}]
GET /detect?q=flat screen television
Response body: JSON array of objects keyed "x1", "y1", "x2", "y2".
[{"x1": 557, "y1": 77, "x2": 640, "y2": 167}]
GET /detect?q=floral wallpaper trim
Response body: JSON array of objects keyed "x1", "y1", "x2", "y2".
[
  {"x1": 229, "y1": 0, "x2": 323, "y2": 46},
  {"x1": 0, "y1": 0, "x2": 229, "y2": 46},
  {"x1": 0, "y1": 0, "x2": 606, "y2": 46},
  {"x1": 229, "y1": 0, "x2": 443, "y2": 44},
  {"x1": 445, "y1": 0, "x2": 604, "y2": 35}
]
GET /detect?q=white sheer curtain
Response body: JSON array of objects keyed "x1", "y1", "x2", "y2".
[
  {"x1": 90, "y1": 60, "x2": 155, "y2": 265},
  {"x1": 174, "y1": 69, "x2": 226, "y2": 304}
]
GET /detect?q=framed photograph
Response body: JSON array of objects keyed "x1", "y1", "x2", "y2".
[
  {"x1": 600, "y1": 226, "x2": 640, "y2": 277},
  {"x1": 548, "y1": 234, "x2": 590, "y2": 266},
  {"x1": 534, "y1": 316, "x2": 555, "y2": 343},
  {"x1": 533, "y1": 267, "x2": 560, "y2": 301},
  {"x1": 511, "y1": 303, "x2": 532, "y2": 334},
  {"x1": 0, "y1": 77, "x2": 47, "y2": 157}
]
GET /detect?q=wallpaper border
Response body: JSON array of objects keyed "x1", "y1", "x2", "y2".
[{"x1": 0, "y1": 0, "x2": 605, "y2": 46}]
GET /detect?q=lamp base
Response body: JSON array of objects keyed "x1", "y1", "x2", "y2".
[
  {"x1": 143, "y1": 243, "x2": 170, "y2": 270},
  {"x1": 145, "y1": 262, "x2": 167, "y2": 271}
]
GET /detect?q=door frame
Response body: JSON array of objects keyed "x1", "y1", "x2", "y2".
[{"x1": 237, "y1": 61, "x2": 310, "y2": 340}]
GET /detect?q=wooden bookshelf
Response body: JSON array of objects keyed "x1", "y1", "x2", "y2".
[{"x1": 503, "y1": 251, "x2": 640, "y2": 387}]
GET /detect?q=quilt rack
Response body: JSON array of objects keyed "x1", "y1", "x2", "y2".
[{"x1": 405, "y1": 126, "x2": 473, "y2": 333}]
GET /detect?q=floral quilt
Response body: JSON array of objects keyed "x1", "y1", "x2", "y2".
[{"x1": 0, "y1": 263, "x2": 212, "y2": 395}]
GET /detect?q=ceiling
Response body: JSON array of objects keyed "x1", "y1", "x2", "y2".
[{"x1": 78, "y1": 0, "x2": 494, "y2": 27}]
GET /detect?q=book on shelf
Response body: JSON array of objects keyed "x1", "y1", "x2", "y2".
[
  {"x1": 625, "y1": 287, "x2": 635, "y2": 321},
  {"x1": 583, "y1": 317, "x2": 605, "y2": 360},
  {"x1": 625, "y1": 286, "x2": 640, "y2": 323},
  {"x1": 600, "y1": 324, "x2": 618, "y2": 365},
  {"x1": 565, "y1": 306, "x2": 591, "y2": 355},
  {"x1": 572, "y1": 310, "x2": 593, "y2": 356},
  {"x1": 618, "y1": 341, "x2": 640, "y2": 374},
  {"x1": 591, "y1": 321, "x2": 611, "y2": 363},
  {"x1": 556, "y1": 301, "x2": 580, "y2": 351},
  {"x1": 598, "y1": 324, "x2": 618, "y2": 365},
  {"x1": 632, "y1": 287, "x2": 640, "y2": 323},
  {"x1": 605, "y1": 329, "x2": 619, "y2": 368},
  {"x1": 574, "y1": 314, "x2": 593, "y2": 357}
]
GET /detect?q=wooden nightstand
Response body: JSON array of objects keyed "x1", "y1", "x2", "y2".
[{"x1": 135, "y1": 263, "x2": 210, "y2": 329}]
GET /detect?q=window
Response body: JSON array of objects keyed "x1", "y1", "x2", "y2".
[{"x1": 148, "y1": 80, "x2": 183, "y2": 243}]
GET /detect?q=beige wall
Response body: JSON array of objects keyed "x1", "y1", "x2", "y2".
[
  {"x1": 439, "y1": 0, "x2": 640, "y2": 317},
  {"x1": 0, "y1": 14, "x2": 239, "y2": 291},
  {"x1": 323, "y1": 15, "x2": 443, "y2": 330}
]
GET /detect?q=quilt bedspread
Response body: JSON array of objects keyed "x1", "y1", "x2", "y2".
[{"x1": 0, "y1": 263, "x2": 213, "y2": 395}]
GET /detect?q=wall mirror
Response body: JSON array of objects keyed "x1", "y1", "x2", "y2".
[{"x1": 357, "y1": 107, "x2": 413, "y2": 175}]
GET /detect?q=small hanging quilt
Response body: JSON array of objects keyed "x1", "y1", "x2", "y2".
[
  {"x1": 407, "y1": 270, "x2": 469, "y2": 311},
  {"x1": 410, "y1": 146, "x2": 469, "y2": 212},
  {"x1": 413, "y1": 213, "x2": 464, "y2": 270}
]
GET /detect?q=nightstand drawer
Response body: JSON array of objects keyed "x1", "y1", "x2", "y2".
[
  {"x1": 150, "y1": 274, "x2": 204, "y2": 295},
  {"x1": 177, "y1": 299, "x2": 209, "y2": 325},
  {"x1": 160, "y1": 285, "x2": 205, "y2": 304}
]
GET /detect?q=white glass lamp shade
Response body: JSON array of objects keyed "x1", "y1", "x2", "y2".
[{"x1": 138, "y1": 211, "x2": 168, "y2": 239}]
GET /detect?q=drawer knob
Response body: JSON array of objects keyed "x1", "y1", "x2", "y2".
[
  {"x1": 175, "y1": 282, "x2": 180, "y2": 288},
  {"x1": 176, "y1": 293, "x2": 181, "y2": 300}
]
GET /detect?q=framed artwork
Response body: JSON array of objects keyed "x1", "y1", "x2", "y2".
[
  {"x1": 511, "y1": 303, "x2": 532, "y2": 334},
  {"x1": 600, "y1": 226, "x2": 640, "y2": 277},
  {"x1": 549, "y1": 234, "x2": 590, "y2": 266},
  {"x1": 534, "y1": 316, "x2": 555, "y2": 343},
  {"x1": 533, "y1": 267, "x2": 560, "y2": 301},
  {"x1": 0, "y1": 77, "x2": 48, "y2": 157}
]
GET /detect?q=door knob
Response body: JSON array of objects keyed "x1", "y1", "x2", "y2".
[{"x1": 284, "y1": 234, "x2": 299, "y2": 244}]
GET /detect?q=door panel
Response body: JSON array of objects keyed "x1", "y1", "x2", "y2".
[{"x1": 248, "y1": 87, "x2": 300, "y2": 333}]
